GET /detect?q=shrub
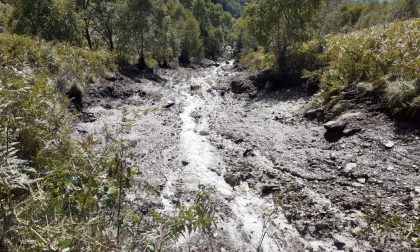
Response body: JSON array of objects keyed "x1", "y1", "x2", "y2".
[
  {"x1": 0, "y1": 33, "x2": 116, "y2": 88},
  {"x1": 240, "y1": 47, "x2": 276, "y2": 73},
  {"x1": 0, "y1": 33, "x2": 121, "y2": 250},
  {"x1": 315, "y1": 19, "x2": 420, "y2": 116}
]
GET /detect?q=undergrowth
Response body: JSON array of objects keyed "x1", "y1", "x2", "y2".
[
  {"x1": 0, "y1": 33, "x2": 216, "y2": 250},
  {"x1": 364, "y1": 209, "x2": 420, "y2": 248},
  {"x1": 310, "y1": 18, "x2": 420, "y2": 117}
]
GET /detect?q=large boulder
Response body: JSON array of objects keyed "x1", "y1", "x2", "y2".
[
  {"x1": 324, "y1": 112, "x2": 364, "y2": 142},
  {"x1": 324, "y1": 112, "x2": 363, "y2": 132}
]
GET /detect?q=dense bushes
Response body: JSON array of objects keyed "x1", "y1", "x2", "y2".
[
  {"x1": 0, "y1": 33, "x2": 117, "y2": 250},
  {"x1": 312, "y1": 19, "x2": 420, "y2": 117}
]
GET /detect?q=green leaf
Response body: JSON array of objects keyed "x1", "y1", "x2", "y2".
[
  {"x1": 130, "y1": 213, "x2": 142, "y2": 223},
  {"x1": 58, "y1": 239, "x2": 71, "y2": 248}
]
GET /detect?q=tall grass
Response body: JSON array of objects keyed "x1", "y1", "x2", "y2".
[{"x1": 313, "y1": 18, "x2": 420, "y2": 117}]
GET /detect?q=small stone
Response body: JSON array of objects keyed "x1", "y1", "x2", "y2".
[
  {"x1": 261, "y1": 185, "x2": 280, "y2": 196},
  {"x1": 343, "y1": 126, "x2": 362, "y2": 136},
  {"x1": 324, "y1": 119, "x2": 347, "y2": 132},
  {"x1": 343, "y1": 163, "x2": 357, "y2": 174},
  {"x1": 182, "y1": 161, "x2": 189, "y2": 166},
  {"x1": 384, "y1": 140, "x2": 395, "y2": 149},
  {"x1": 414, "y1": 187, "x2": 420, "y2": 194},
  {"x1": 357, "y1": 178, "x2": 366, "y2": 184},
  {"x1": 243, "y1": 149, "x2": 255, "y2": 157},
  {"x1": 224, "y1": 172, "x2": 241, "y2": 187},
  {"x1": 387, "y1": 165, "x2": 394, "y2": 171},
  {"x1": 190, "y1": 85, "x2": 201, "y2": 91},
  {"x1": 164, "y1": 100, "x2": 175, "y2": 108},
  {"x1": 333, "y1": 234, "x2": 355, "y2": 249},
  {"x1": 304, "y1": 108, "x2": 324, "y2": 120}
]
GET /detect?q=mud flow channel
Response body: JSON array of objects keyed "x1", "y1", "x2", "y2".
[{"x1": 76, "y1": 61, "x2": 420, "y2": 251}]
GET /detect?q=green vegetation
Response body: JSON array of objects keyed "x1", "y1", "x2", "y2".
[
  {"x1": 0, "y1": 33, "x2": 216, "y2": 250},
  {"x1": 231, "y1": 0, "x2": 323, "y2": 68},
  {"x1": 1, "y1": 0, "x2": 419, "y2": 250},
  {"x1": 0, "y1": 33, "x2": 118, "y2": 250},
  {"x1": 233, "y1": 0, "x2": 419, "y2": 119},
  {"x1": 1, "y1": 0, "x2": 235, "y2": 67},
  {"x1": 364, "y1": 209, "x2": 420, "y2": 248},
  {"x1": 312, "y1": 19, "x2": 420, "y2": 117}
]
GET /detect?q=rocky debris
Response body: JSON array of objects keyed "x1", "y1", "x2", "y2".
[
  {"x1": 190, "y1": 85, "x2": 201, "y2": 91},
  {"x1": 324, "y1": 112, "x2": 363, "y2": 132},
  {"x1": 324, "y1": 112, "x2": 364, "y2": 141},
  {"x1": 105, "y1": 73, "x2": 123, "y2": 82},
  {"x1": 230, "y1": 79, "x2": 253, "y2": 94},
  {"x1": 304, "y1": 108, "x2": 324, "y2": 120},
  {"x1": 261, "y1": 185, "x2": 281, "y2": 196},
  {"x1": 243, "y1": 149, "x2": 255, "y2": 157},
  {"x1": 78, "y1": 60, "x2": 420, "y2": 251},
  {"x1": 384, "y1": 140, "x2": 395, "y2": 149},
  {"x1": 342, "y1": 126, "x2": 362, "y2": 136},
  {"x1": 343, "y1": 163, "x2": 357, "y2": 175},
  {"x1": 333, "y1": 234, "x2": 356, "y2": 250},
  {"x1": 100, "y1": 86, "x2": 117, "y2": 98},
  {"x1": 80, "y1": 112, "x2": 96, "y2": 123},
  {"x1": 164, "y1": 100, "x2": 175, "y2": 108},
  {"x1": 136, "y1": 89, "x2": 147, "y2": 97},
  {"x1": 224, "y1": 172, "x2": 241, "y2": 187}
]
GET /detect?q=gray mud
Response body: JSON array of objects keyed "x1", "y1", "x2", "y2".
[{"x1": 75, "y1": 61, "x2": 420, "y2": 251}]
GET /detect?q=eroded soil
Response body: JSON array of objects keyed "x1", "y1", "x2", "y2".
[{"x1": 75, "y1": 61, "x2": 420, "y2": 251}]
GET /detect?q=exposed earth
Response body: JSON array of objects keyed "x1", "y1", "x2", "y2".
[{"x1": 74, "y1": 61, "x2": 420, "y2": 251}]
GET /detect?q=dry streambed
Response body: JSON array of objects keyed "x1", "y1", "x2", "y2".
[{"x1": 75, "y1": 62, "x2": 420, "y2": 251}]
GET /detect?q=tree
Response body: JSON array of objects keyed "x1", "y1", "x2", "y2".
[
  {"x1": 151, "y1": 3, "x2": 181, "y2": 67},
  {"x1": 180, "y1": 12, "x2": 204, "y2": 64},
  {"x1": 125, "y1": 0, "x2": 156, "y2": 69},
  {"x1": 205, "y1": 26, "x2": 224, "y2": 59},
  {"x1": 90, "y1": 0, "x2": 120, "y2": 51},
  {"x1": 245, "y1": 0, "x2": 323, "y2": 66},
  {"x1": 75, "y1": 0, "x2": 93, "y2": 49},
  {"x1": 10, "y1": 0, "x2": 81, "y2": 44}
]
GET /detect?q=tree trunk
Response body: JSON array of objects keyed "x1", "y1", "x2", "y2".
[
  {"x1": 137, "y1": 54, "x2": 148, "y2": 70},
  {"x1": 84, "y1": 20, "x2": 93, "y2": 50}
]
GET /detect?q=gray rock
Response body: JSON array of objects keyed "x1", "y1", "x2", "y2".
[
  {"x1": 343, "y1": 126, "x2": 362, "y2": 136},
  {"x1": 304, "y1": 108, "x2": 324, "y2": 120},
  {"x1": 224, "y1": 172, "x2": 241, "y2": 187},
  {"x1": 343, "y1": 163, "x2": 357, "y2": 174},
  {"x1": 333, "y1": 234, "x2": 355, "y2": 249},
  {"x1": 164, "y1": 100, "x2": 175, "y2": 108},
  {"x1": 324, "y1": 119, "x2": 347, "y2": 132},
  {"x1": 324, "y1": 112, "x2": 363, "y2": 132},
  {"x1": 190, "y1": 85, "x2": 201, "y2": 91},
  {"x1": 231, "y1": 80, "x2": 253, "y2": 94},
  {"x1": 384, "y1": 140, "x2": 395, "y2": 149},
  {"x1": 357, "y1": 178, "x2": 366, "y2": 184},
  {"x1": 261, "y1": 185, "x2": 281, "y2": 195}
]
